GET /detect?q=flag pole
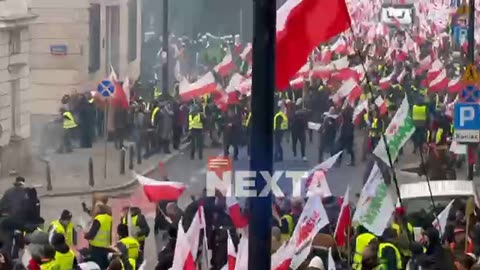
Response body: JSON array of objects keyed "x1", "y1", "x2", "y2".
[
  {"x1": 348, "y1": 27, "x2": 404, "y2": 207},
  {"x1": 248, "y1": 0, "x2": 275, "y2": 268}
]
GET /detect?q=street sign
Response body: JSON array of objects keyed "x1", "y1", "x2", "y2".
[
  {"x1": 462, "y1": 64, "x2": 480, "y2": 84},
  {"x1": 454, "y1": 103, "x2": 480, "y2": 130},
  {"x1": 461, "y1": 85, "x2": 480, "y2": 102},
  {"x1": 454, "y1": 130, "x2": 480, "y2": 143},
  {"x1": 97, "y1": 80, "x2": 115, "y2": 97}
]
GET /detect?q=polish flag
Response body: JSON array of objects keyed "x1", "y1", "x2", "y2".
[
  {"x1": 310, "y1": 63, "x2": 333, "y2": 79},
  {"x1": 331, "y1": 56, "x2": 349, "y2": 71},
  {"x1": 332, "y1": 79, "x2": 358, "y2": 104},
  {"x1": 415, "y1": 55, "x2": 432, "y2": 76},
  {"x1": 347, "y1": 84, "x2": 363, "y2": 107},
  {"x1": 238, "y1": 77, "x2": 252, "y2": 95},
  {"x1": 334, "y1": 186, "x2": 351, "y2": 247},
  {"x1": 379, "y1": 72, "x2": 394, "y2": 90},
  {"x1": 432, "y1": 199, "x2": 454, "y2": 235},
  {"x1": 240, "y1": 43, "x2": 252, "y2": 63},
  {"x1": 290, "y1": 76, "x2": 305, "y2": 90},
  {"x1": 113, "y1": 81, "x2": 129, "y2": 109},
  {"x1": 226, "y1": 73, "x2": 245, "y2": 93},
  {"x1": 108, "y1": 65, "x2": 118, "y2": 82},
  {"x1": 429, "y1": 69, "x2": 448, "y2": 92},
  {"x1": 135, "y1": 174, "x2": 187, "y2": 202},
  {"x1": 331, "y1": 37, "x2": 347, "y2": 54},
  {"x1": 448, "y1": 77, "x2": 463, "y2": 93},
  {"x1": 422, "y1": 60, "x2": 443, "y2": 86},
  {"x1": 185, "y1": 206, "x2": 205, "y2": 262},
  {"x1": 276, "y1": 0, "x2": 351, "y2": 89},
  {"x1": 179, "y1": 72, "x2": 219, "y2": 101},
  {"x1": 352, "y1": 99, "x2": 368, "y2": 125},
  {"x1": 171, "y1": 219, "x2": 196, "y2": 270},
  {"x1": 396, "y1": 69, "x2": 407, "y2": 83},
  {"x1": 226, "y1": 231, "x2": 237, "y2": 270},
  {"x1": 374, "y1": 96, "x2": 388, "y2": 116},
  {"x1": 226, "y1": 193, "x2": 249, "y2": 229},
  {"x1": 214, "y1": 52, "x2": 235, "y2": 77},
  {"x1": 296, "y1": 62, "x2": 311, "y2": 77}
]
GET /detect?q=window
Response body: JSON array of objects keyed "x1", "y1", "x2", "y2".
[
  {"x1": 10, "y1": 79, "x2": 20, "y2": 136},
  {"x1": 128, "y1": 0, "x2": 138, "y2": 62},
  {"x1": 89, "y1": 4, "x2": 101, "y2": 73},
  {"x1": 9, "y1": 31, "x2": 21, "y2": 55}
]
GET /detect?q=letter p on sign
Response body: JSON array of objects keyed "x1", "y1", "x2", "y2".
[
  {"x1": 460, "y1": 107, "x2": 475, "y2": 126},
  {"x1": 454, "y1": 103, "x2": 480, "y2": 130}
]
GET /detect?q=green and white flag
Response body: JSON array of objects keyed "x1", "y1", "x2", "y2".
[
  {"x1": 373, "y1": 96, "x2": 416, "y2": 166},
  {"x1": 352, "y1": 163, "x2": 395, "y2": 236}
]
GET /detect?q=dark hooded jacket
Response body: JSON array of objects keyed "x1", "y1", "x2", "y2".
[{"x1": 418, "y1": 227, "x2": 455, "y2": 270}]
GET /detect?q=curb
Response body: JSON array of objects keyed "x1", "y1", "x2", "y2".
[{"x1": 39, "y1": 141, "x2": 190, "y2": 198}]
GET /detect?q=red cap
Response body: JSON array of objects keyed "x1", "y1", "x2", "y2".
[{"x1": 395, "y1": 207, "x2": 406, "y2": 216}]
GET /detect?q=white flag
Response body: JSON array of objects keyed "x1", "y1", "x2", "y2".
[
  {"x1": 353, "y1": 163, "x2": 395, "y2": 236},
  {"x1": 432, "y1": 199, "x2": 454, "y2": 235},
  {"x1": 328, "y1": 247, "x2": 336, "y2": 270},
  {"x1": 290, "y1": 196, "x2": 330, "y2": 269}
]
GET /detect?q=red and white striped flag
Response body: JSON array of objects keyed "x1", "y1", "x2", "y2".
[
  {"x1": 334, "y1": 186, "x2": 351, "y2": 247},
  {"x1": 135, "y1": 173, "x2": 187, "y2": 202},
  {"x1": 171, "y1": 219, "x2": 196, "y2": 270},
  {"x1": 179, "y1": 72, "x2": 219, "y2": 101}
]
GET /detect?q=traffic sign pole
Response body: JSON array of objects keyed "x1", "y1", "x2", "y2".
[{"x1": 467, "y1": 0, "x2": 475, "y2": 180}]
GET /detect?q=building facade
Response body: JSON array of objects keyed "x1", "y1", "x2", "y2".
[
  {"x1": 29, "y1": 0, "x2": 142, "y2": 116},
  {"x1": 0, "y1": 0, "x2": 36, "y2": 175}
]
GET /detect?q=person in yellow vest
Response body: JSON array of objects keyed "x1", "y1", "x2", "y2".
[
  {"x1": 84, "y1": 204, "x2": 113, "y2": 269},
  {"x1": 40, "y1": 245, "x2": 61, "y2": 270},
  {"x1": 114, "y1": 224, "x2": 140, "y2": 270},
  {"x1": 51, "y1": 233, "x2": 77, "y2": 270},
  {"x1": 48, "y1": 210, "x2": 76, "y2": 247},
  {"x1": 150, "y1": 101, "x2": 161, "y2": 155},
  {"x1": 58, "y1": 108, "x2": 77, "y2": 153},
  {"x1": 391, "y1": 207, "x2": 414, "y2": 267},
  {"x1": 280, "y1": 198, "x2": 303, "y2": 241},
  {"x1": 412, "y1": 99, "x2": 428, "y2": 154},
  {"x1": 368, "y1": 109, "x2": 383, "y2": 151},
  {"x1": 274, "y1": 101, "x2": 289, "y2": 162},
  {"x1": 120, "y1": 207, "x2": 150, "y2": 265},
  {"x1": 353, "y1": 225, "x2": 377, "y2": 270},
  {"x1": 377, "y1": 228, "x2": 403, "y2": 270},
  {"x1": 189, "y1": 104, "x2": 205, "y2": 160},
  {"x1": 153, "y1": 86, "x2": 162, "y2": 100}
]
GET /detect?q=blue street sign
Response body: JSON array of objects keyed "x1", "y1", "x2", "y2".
[
  {"x1": 97, "y1": 80, "x2": 115, "y2": 97},
  {"x1": 461, "y1": 85, "x2": 480, "y2": 102},
  {"x1": 454, "y1": 103, "x2": 480, "y2": 130}
]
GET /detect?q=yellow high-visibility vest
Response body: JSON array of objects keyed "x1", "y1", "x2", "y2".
[
  {"x1": 154, "y1": 87, "x2": 162, "y2": 99},
  {"x1": 121, "y1": 215, "x2": 146, "y2": 242},
  {"x1": 63, "y1": 112, "x2": 77, "y2": 129},
  {"x1": 377, "y1": 242, "x2": 402, "y2": 270},
  {"x1": 412, "y1": 105, "x2": 427, "y2": 121},
  {"x1": 88, "y1": 98, "x2": 94, "y2": 104},
  {"x1": 151, "y1": 107, "x2": 160, "y2": 126},
  {"x1": 119, "y1": 236, "x2": 140, "y2": 269},
  {"x1": 392, "y1": 222, "x2": 414, "y2": 257},
  {"x1": 369, "y1": 118, "x2": 381, "y2": 137},
  {"x1": 40, "y1": 260, "x2": 60, "y2": 270},
  {"x1": 274, "y1": 111, "x2": 288, "y2": 130},
  {"x1": 245, "y1": 112, "x2": 252, "y2": 127},
  {"x1": 50, "y1": 220, "x2": 74, "y2": 247},
  {"x1": 55, "y1": 250, "x2": 75, "y2": 270},
  {"x1": 89, "y1": 214, "x2": 112, "y2": 248},
  {"x1": 436, "y1": 128, "x2": 444, "y2": 144},
  {"x1": 189, "y1": 114, "x2": 203, "y2": 130},
  {"x1": 353, "y1": 232, "x2": 377, "y2": 269},
  {"x1": 280, "y1": 214, "x2": 295, "y2": 241}
]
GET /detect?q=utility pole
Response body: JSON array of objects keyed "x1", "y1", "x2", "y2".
[
  {"x1": 467, "y1": 0, "x2": 475, "y2": 180},
  {"x1": 162, "y1": 0, "x2": 169, "y2": 95},
  {"x1": 248, "y1": 0, "x2": 275, "y2": 269}
]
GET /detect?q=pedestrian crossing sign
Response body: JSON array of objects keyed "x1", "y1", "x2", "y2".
[{"x1": 462, "y1": 64, "x2": 480, "y2": 84}]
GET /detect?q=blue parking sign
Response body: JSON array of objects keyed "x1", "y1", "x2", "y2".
[{"x1": 454, "y1": 103, "x2": 480, "y2": 130}]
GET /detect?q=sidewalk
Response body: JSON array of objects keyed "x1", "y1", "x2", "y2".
[{"x1": 0, "y1": 139, "x2": 189, "y2": 197}]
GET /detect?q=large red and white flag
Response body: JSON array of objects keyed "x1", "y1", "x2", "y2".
[
  {"x1": 171, "y1": 219, "x2": 196, "y2": 270},
  {"x1": 135, "y1": 173, "x2": 187, "y2": 202},
  {"x1": 226, "y1": 193, "x2": 249, "y2": 229},
  {"x1": 179, "y1": 72, "x2": 218, "y2": 101},
  {"x1": 108, "y1": 65, "x2": 118, "y2": 82},
  {"x1": 432, "y1": 199, "x2": 454, "y2": 235},
  {"x1": 276, "y1": 0, "x2": 351, "y2": 89},
  {"x1": 235, "y1": 235, "x2": 249, "y2": 270},
  {"x1": 186, "y1": 206, "x2": 205, "y2": 261},
  {"x1": 334, "y1": 186, "x2": 351, "y2": 247}
]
